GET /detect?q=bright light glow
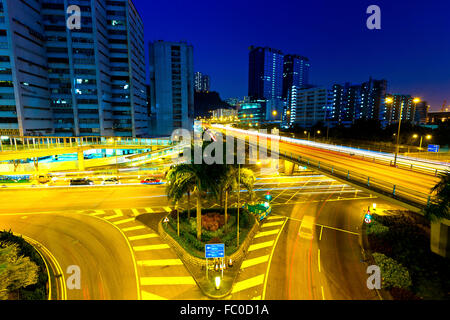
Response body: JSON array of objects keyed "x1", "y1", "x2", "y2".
[
  {"x1": 413, "y1": 97, "x2": 421, "y2": 103},
  {"x1": 372, "y1": 203, "x2": 377, "y2": 209},
  {"x1": 264, "y1": 202, "x2": 270, "y2": 208},
  {"x1": 413, "y1": 134, "x2": 418, "y2": 139},
  {"x1": 272, "y1": 110, "x2": 277, "y2": 116},
  {"x1": 215, "y1": 276, "x2": 221, "y2": 290},
  {"x1": 426, "y1": 135, "x2": 432, "y2": 140},
  {"x1": 385, "y1": 97, "x2": 394, "y2": 103}
]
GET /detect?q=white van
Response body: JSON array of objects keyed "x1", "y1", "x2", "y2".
[{"x1": 299, "y1": 215, "x2": 316, "y2": 240}]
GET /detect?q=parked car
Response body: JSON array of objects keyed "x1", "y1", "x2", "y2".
[
  {"x1": 102, "y1": 177, "x2": 120, "y2": 185},
  {"x1": 70, "y1": 178, "x2": 94, "y2": 186},
  {"x1": 140, "y1": 178, "x2": 163, "y2": 185}
]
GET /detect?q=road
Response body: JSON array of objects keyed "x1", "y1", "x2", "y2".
[{"x1": 0, "y1": 168, "x2": 407, "y2": 300}]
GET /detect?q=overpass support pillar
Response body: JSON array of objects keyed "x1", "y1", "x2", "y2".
[
  {"x1": 77, "y1": 148, "x2": 85, "y2": 171},
  {"x1": 284, "y1": 159, "x2": 296, "y2": 175}
]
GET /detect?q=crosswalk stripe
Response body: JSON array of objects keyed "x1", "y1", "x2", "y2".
[
  {"x1": 241, "y1": 255, "x2": 269, "y2": 269},
  {"x1": 141, "y1": 290, "x2": 167, "y2": 300},
  {"x1": 122, "y1": 225, "x2": 146, "y2": 232},
  {"x1": 252, "y1": 296, "x2": 262, "y2": 300},
  {"x1": 163, "y1": 207, "x2": 172, "y2": 212},
  {"x1": 140, "y1": 277, "x2": 196, "y2": 285},
  {"x1": 114, "y1": 218, "x2": 135, "y2": 225},
  {"x1": 133, "y1": 244, "x2": 170, "y2": 251},
  {"x1": 248, "y1": 241, "x2": 274, "y2": 252},
  {"x1": 232, "y1": 274, "x2": 264, "y2": 294},
  {"x1": 145, "y1": 208, "x2": 154, "y2": 213},
  {"x1": 137, "y1": 259, "x2": 183, "y2": 267},
  {"x1": 91, "y1": 210, "x2": 105, "y2": 216},
  {"x1": 131, "y1": 208, "x2": 140, "y2": 216},
  {"x1": 262, "y1": 221, "x2": 284, "y2": 228},
  {"x1": 254, "y1": 229, "x2": 280, "y2": 238},
  {"x1": 129, "y1": 234, "x2": 158, "y2": 241},
  {"x1": 104, "y1": 209, "x2": 123, "y2": 220},
  {"x1": 266, "y1": 215, "x2": 283, "y2": 221}
]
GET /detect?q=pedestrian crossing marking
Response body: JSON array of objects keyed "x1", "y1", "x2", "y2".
[
  {"x1": 133, "y1": 244, "x2": 170, "y2": 251},
  {"x1": 129, "y1": 234, "x2": 158, "y2": 241},
  {"x1": 122, "y1": 225, "x2": 146, "y2": 232},
  {"x1": 254, "y1": 229, "x2": 280, "y2": 238},
  {"x1": 262, "y1": 221, "x2": 284, "y2": 228},
  {"x1": 145, "y1": 208, "x2": 154, "y2": 213},
  {"x1": 163, "y1": 207, "x2": 172, "y2": 212},
  {"x1": 266, "y1": 215, "x2": 283, "y2": 221},
  {"x1": 140, "y1": 277, "x2": 196, "y2": 286},
  {"x1": 141, "y1": 290, "x2": 167, "y2": 300},
  {"x1": 137, "y1": 259, "x2": 183, "y2": 267},
  {"x1": 104, "y1": 209, "x2": 123, "y2": 220},
  {"x1": 232, "y1": 274, "x2": 264, "y2": 294},
  {"x1": 131, "y1": 208, "x2": 140, "y2": 216},
  {"x1": 241, "y1": 255, "x2": 270, "y2": 269},
  {"x1": 114, "y1": 218, "x2": 135, "y2": 225},
  {"x1": 252, "y1": 296, "x2": 262, "y2": 300},
  {"x1": 91, "y1": 210, "x2": 105, "y2": 216},
  {"x1": 248, "y1": 241, "x2": 274, "y2": 252}
]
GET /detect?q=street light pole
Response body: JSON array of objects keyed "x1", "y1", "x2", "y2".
[{"x1": 237, "y1": 163, "x2": 240, "y2": 246}]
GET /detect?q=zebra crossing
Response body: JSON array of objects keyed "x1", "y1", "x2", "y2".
[
  {"x1": 80, "y1": 206, "x2": 199, "y2": 300},
  {"x1": 231, "y1": 215, "x2": 287, "y2": 300}
]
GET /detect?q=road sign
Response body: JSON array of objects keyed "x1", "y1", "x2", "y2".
[
  {"x1": 365, "y1": 217, "x2": 372, "y2": 224},
  {"x1": 428, "y1": 144, "x2": 440, "y2": 153},
  {"x1": 163, "y1": 217, "x2": 169, "y2": 223},
  {"x1": 205, "y1": 244, "x2": 225, "y2": 259}
]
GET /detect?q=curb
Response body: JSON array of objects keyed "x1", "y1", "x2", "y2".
[
  {"x1": 360, "y1": 221, "x2": 392, "y2": 300},
  {"x1": 158, "y1": 214, "x2": 260, "y2": 299}
]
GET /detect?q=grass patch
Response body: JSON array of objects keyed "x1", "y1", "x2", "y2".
[
  {"x1": 367, "y1": 213, "x2": 450, "y2": 300},
  {"x1": 163, "y1": 208, "x2": 255, "y2": 259}
]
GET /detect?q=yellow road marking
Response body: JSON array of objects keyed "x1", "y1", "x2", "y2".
[
  {"x1": 262, "y1": 219, "x2": 288, "y2": 300},
  {"x1": 254, "y1": 229, "x2": 280, "y2": 238},
  {"x1": 318, "y1": 249, "x2": 321, "y2": 272},
  {"x1": 91, "y1": 210, "x2": 105, "y2": 216},
  {"x1": 133, "y1": 244, "x2": 170, "y2": 251},
  {"x1": 319, "y1": 225, "x2": 323, "y2": 240},
  {"x1": 262, "y1": 221, "x2": 284, "y2": 228},
  {"x1": 248, "y1": 240, "x2": 274, "y2": 252},
  {"x1": 104, "y1": 209, "x2": 123, "y2": 220},
  {"x1": 141, "y1": 290, "x2": 167, "y2": 300},
  {"x1": 163, "y1": 207, "x2": 172, "y2": 212},
  {"x1": 241, "y1": 255, "x2": 270, "y2": 269},
  {"x1": 140, "y1": 277, "x2": 196, "y2": 285},
  {"x1": 114, "y1": 218, "x2": 135, "y2": 225},
  {"x1": 321, "y1": 286, "x2": 325, "y2": 300},
  {"x1": 231, "y1": 274, "x2": 265, "y2": 294},
  {"x1": 122, "y1": 225, "x2": 146, "y2": 232},
  {"x1": 137, "y1": 259, "x2": 183, "y2": 267},
  {"x1": 265, "y1": 215, "x2": 283, "y2": 221},
  {"x1": 129, "y1": 234, "x2": 158, "y2": 241},
  {"x1": 131, "y1": 208, "x2": 140, "y2": 216},
  {"x1": 252, "y1": 296, "x2": 261, "y2": 300},
  {"x1": 145, "y1": 208, "x2": 154, "y2": 213}
]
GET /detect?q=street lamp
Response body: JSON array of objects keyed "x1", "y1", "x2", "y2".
[
  {"x1": 272, "y1": 110, "x2": 278, "y2": 116},
  {"x1": 412, "y1": 133, "x2": 432, "y2": 151}
]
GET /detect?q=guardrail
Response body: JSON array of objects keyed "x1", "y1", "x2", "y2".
[
  {"x1": 0, "y1": 136, "x2": 172, "y2": 152},
  {"x1": 279, "y1": 150, "x2": 432, "y2": 210}
]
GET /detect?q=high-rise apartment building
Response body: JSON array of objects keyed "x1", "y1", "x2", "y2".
[
  {"x1": 149, "y1": 40, "x2": 194, "y2": 137},
  {"x1": 0, "y1": 0, "x2": 148, "y2": 137},
  {"x1": 248, "y1": 46, "x2": 284, "y2": 101},
  {"x1": 282, "y1": 54, "x2": 310, "y2": 99},
  {"x1": 194, "y1": 71, "x2": 210, "y2": 93}
]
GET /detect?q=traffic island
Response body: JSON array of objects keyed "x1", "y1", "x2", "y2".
[{"x1": 156, "y1": 208, "x2": 259, "y2": 299}]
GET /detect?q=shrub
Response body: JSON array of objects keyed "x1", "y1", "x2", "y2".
[
  {"x1": 373, "y1": 253, "x2": 412, "y2": 290},
  {"x1": 366, "y1": 219, "x2": 389, "y2": 236}
]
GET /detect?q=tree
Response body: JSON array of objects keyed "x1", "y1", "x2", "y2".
[
  {"x1": 219, "y1": 165, "x2": 256, "y2": 231},
  {"x1": 165, "y1": 163, "x2": 221, "y2": 240},
  {"x1": 423, "y1": 171, "x2": 450, "y2": 222},
  {"x1": 0, "y1": 243, "x2": 39, "y2": 300}
]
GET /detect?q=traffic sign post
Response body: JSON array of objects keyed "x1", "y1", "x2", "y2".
[
  {"x1": 428, "y1": 144, "x2": 440, "y2": 153},
  {"x1": 205, "y1": 244, "x2": 225, "y2": 281}
]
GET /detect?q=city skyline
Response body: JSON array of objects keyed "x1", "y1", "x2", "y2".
[{"x1": 134, "y1": 0, "x2": 450, "y2": 111}]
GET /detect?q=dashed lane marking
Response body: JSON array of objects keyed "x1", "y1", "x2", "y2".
[
  {"x1": 128, "y1": 234, "x2": 159, "y2": 241},
  {"x1": 137, "y1": 259, "x2": 183, "y2": 267},
  {"x1": 140, "y1": 277, "x2": 196, "y2": 286},
  {"x1": 248, "y1": 240, "x2": 274, "y2": 252},
  {"x1": 232, "y1": 274, "x2": 265, "y2": 294},
  {"x1": 133, "y1": 244, "x2": 170, "y2": 251}
]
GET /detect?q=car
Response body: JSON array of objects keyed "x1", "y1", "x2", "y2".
[
  {"x1": 70, "y1": 178, "x2": 94, "y2": 186},
  {"x1": 37, "y1": 174, "x2": 52, "y2": 184},
  {"x1": 298, "y1": 215, "x2": 315, "y2": 240},
  {"x1": 102, "y1": 177, "x2": 120, "y2": 185},
  {"x1": 140, "y1": 178, "x2": 163, "y2": 185}
]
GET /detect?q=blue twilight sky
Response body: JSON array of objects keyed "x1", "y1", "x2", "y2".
[{"x1": 133, "y1": 0, "x2": 450, "y2": 111}]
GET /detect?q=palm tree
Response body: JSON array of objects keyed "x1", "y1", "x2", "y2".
[
  {"x1": 165, "y1": 163, "x2": 221, "y2": 240},
  {"x1": 424, "y1": 171, "x2": 450, "y2": 222},
  {"x1": 219, "y1": 165, "x2": 256, "y2": 231}
]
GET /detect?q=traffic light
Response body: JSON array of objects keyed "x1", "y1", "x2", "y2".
[{"x1": 265, "y1": 192, "x2": 272, "y2": 201}]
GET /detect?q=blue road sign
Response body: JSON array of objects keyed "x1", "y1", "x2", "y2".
[
  {"x1": 428, "y1": 144, "x2": 440, "y2": 153},
  {"x1": 205, "y1": 244, "x2": 225, "y2": 258}
]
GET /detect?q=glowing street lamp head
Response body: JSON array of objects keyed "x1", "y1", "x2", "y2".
[
  {"x1": 413, "y1": 97, "x2": 421, "y2": 104},
  {"x1": 272, "y1": 110, "x2": 277, "y2": 116},
  {"x1": 413, "y1": 134, "x2": 418, "y2": 139},
  {"x1": 426, "y1": 135, "x2": 432, "y2": 140},
  {"x1": 385, "y1": 97, "x2": 394, "y2": 104}
]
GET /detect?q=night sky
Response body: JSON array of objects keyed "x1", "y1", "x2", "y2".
[{"x1": 133, "y1": 0, "x2": 450, "y2": 111}]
